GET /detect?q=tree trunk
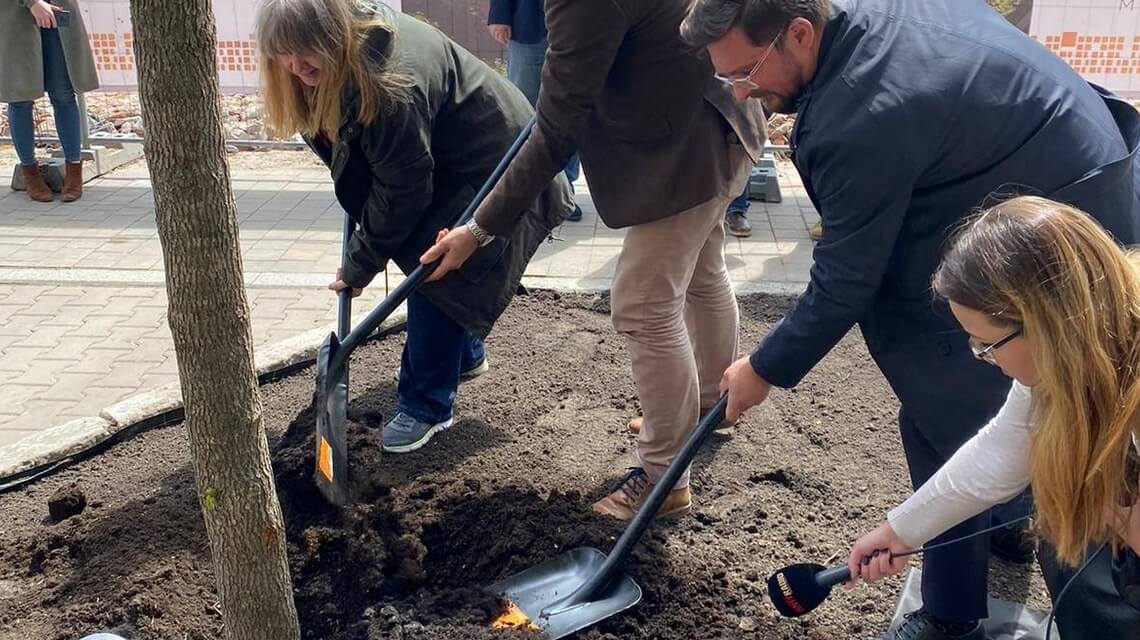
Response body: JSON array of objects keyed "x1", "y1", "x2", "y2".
[{"x1": 127, "y1": 1, "x2": 302, "y2": 638}]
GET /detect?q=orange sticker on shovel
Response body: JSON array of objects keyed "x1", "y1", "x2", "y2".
[{"x1": 318, "y1": 437, "x2": 334, "y2": 481}]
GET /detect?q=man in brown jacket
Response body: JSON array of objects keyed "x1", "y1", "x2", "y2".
[{"x1": 422, "y1": 0, "x2": 766, "y2": 520}]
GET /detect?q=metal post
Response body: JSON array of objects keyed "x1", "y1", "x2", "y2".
[{"x1": 78, "y1": 93, "x2": 91, "y2": 150}]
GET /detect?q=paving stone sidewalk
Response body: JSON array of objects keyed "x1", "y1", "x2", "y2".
[{"x1": 0, "y1": 157, "x2": 818, "y2": 450}]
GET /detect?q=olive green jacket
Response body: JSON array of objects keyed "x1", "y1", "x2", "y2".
[
  {"x1": 1, "y1": 0, "x2": 99, "y2": 103},
  {"x1": 306, "y1": 3, "x2": 574, "y2": 337}
]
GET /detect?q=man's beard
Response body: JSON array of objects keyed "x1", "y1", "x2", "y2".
[
  {"x1": 751, "y1": 58, "x2": 804, "y2": 115},
  {"x1": 753, "y1": 91, "x2": 798, "y2": 114}
]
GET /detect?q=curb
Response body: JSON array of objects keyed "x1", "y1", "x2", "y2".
[{"x1": 0, "y1": 308, "x2": 409, "y2": 490}]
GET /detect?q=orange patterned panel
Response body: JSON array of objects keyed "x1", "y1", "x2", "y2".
[
  {"x1": 86, "y1": 33, "x2": 260, "y2": 74},
  {"x1": 1039, "y1": 31, "x2": 1140, "y2": 75},
  {"x1": 87, "y1": 32, "x2": 131, "y2": 72},
  {"x1": 215, "y1": 38, "x2": 258, "y2": 72}
]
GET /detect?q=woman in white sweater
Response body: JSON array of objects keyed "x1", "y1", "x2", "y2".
[{"x1": 847, "y1": 196, "x2": 1140, "y2": 627}]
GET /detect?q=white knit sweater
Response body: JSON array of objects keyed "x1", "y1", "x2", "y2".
[{"x1": 888, "y1": 381, "x2": 1140, "y2": 547}]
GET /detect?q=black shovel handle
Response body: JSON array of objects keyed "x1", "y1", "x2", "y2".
[
  {"x1": 331, "y1": 116, "x2": 536, "y2": 366},
  {"x1": 564, "y1": 395, "x2": 730, "y2": 608},
  {"x1": 337, "y1": 214, "x2": 354, "y2": 340}
]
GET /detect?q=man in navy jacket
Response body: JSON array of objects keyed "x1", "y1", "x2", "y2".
[{"x1": 683, "y1": 0, "x2": 1140, "y2": 638}]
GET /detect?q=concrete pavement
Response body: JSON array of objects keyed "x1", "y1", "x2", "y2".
[{"x1": 0, "y1": 155, "x2": 818, "y2": 452}]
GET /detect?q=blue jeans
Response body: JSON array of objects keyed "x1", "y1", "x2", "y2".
[
  {"x1": 7, "y1": 28, "x2": 82, "y2": 164},
  {"x1": 726, "y1": 181, "x2": 750, "y2": 216},
  {"x1": 397, "y1": 292, "x2": 485, "y2": 424},
  {"x1": 507, "y1": 38, "x2": 580, "y2": 185}
]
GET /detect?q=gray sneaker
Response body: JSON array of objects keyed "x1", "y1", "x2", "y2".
[
  {"x1": 382, "y1": 411, "x2": 453, "y2": 453},
  {"x1": 725, "y1": 212, "x2": 752, "y2": 237}
]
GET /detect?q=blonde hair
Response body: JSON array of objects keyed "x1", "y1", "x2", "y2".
[
  {"x1": 255, "y1": 0, "x2": 414, "y2": 140},
  {"x1": 933, "y1": 196, "x2": 1140, "y2": 566}
]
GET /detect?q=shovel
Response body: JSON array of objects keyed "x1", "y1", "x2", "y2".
[
  {"x1": 312, "y1": 214, "x2": 356, "y2": 506},
  {"x1": 487, "y1": 395, "x2": 730, "y2": 638},
  {"x1": 313, "y1": 116, "x2": 537, "y2": 506}
]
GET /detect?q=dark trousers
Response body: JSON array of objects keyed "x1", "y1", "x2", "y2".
[
  {"x1": 1039, "y1": 543, "x2": 1140, "y2": 638},
  {"x1": 900, "y1": 408, "x2": 993, "y2": 623},
  {"x1": 396, "y1": 292, "x2": 484, "y2": 424}
]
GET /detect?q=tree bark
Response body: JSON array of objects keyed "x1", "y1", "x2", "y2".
[{"x1": 127, "y1": 1, "x2": 301, "y2": 638}]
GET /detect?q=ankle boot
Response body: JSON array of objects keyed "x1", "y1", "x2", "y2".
[
  {"x1": 61, "y1": 160, "x2": 83, "y2": 202},
  {"x1": 19, "y1": 164, "x2": 53, "y2": 202}
]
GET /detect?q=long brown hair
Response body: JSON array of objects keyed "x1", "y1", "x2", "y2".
[
  {"x1": 933, "y1": 195, "x2": 1140, "y2": 565},
  {"x1": 255, "y1": 0, "x2": 413, "y2": 140}
]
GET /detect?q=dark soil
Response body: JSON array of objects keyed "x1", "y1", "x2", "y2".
[
  {"x1": 0, "y1": 292, "x2": 1047, "y2": 640},
  {"x1": 46, "y1": 485, "x2": 87, "y2": 524}
]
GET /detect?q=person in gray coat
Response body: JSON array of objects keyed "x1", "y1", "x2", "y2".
[
  {"x1": 256, "y1": 0, "x2": 573, "y2": 454},
  {"x1": 1, "y1": 0, "x2": 98, "y2": 203},
  {"x1": 683, "y1": 0, "x2": 1140, "y2": 638}
]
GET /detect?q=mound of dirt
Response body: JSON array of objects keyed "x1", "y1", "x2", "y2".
[
  {"x1": 47, "y1": 484, "x2": 87, "y2": 523},
  {"x1": 0, "y1": 293, "x2": 1048, "y2": 640}
]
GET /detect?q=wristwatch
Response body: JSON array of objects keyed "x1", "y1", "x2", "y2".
[{"x1": 465, "y1": 218, "x2": 496, "y2": 247}]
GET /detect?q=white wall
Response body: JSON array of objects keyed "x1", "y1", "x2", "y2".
[
  {"x1": 79, "y1": 0, "x2": 402, "y2": 92},
  {"x1": 78, "y1": 0, "x2": 1140, "y2": 97},
  {"x1": 1029, "y1": 0, "x2": 1140, "y2": 96}
]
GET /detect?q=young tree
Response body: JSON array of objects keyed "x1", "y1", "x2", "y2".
[{"x1": 127, "y1": 0, "x2": 301, "y2": 637}]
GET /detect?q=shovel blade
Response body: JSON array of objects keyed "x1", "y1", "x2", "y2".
[
  {"x1": 486, "y1": 547, "x2": 642, "y2": 639},
  {"x1": 313, "y1": 332, "x2": 349, "y2": 506}
]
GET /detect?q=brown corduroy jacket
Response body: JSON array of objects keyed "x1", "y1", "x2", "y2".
[{"x1": 473, "y1": 0, "x2": 767, "y2": 235}]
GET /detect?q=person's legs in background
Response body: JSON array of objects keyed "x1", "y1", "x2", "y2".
[
  {"x1": 724, "y1": 181, "x2": 751, "y2": 237},
  {"x1": 562, "y1": 157, "x2": 583, "y2": 221},
  {"x1": 40, "y1": 27, "x2": 84, "y2": 202},
  {"x1": 507, "y1": 37, "x2": 582, "y2": 222},
  {"x1": 41, "y1": 29, "x2": 80, "y2": 164},
  {"x1": 7, "y1": 101, "x2": 52, "y2": 202},
  {"x1": 506, "y1": 38, "x2": 544, "y2": 105},
  {"x1": 7, "y1": 102, "x2": 37, "y2": 166},
  {"x1": 563, "y1": 151, "x2": 581, "y2": 210}
]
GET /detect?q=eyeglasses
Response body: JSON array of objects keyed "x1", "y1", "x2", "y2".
[
  {"x1": 714, "y1": 28, "x2": 784, "y2": 90},
  {"x1": 968, "y1": 327, "x2": 1022, "y2": 365}
]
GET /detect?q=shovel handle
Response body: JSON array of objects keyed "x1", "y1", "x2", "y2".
[
  {"x1": 337, "y1": 215, "x2": 354, "y2": 340},
  {"x1": 563, "y1": 395, "x2": 729, "y2": 607},
  {"x1": 332, "y1": 116, "x2": 536, "y2": 363}
]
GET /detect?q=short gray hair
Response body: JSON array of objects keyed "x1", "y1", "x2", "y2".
[{"x1": 680, "y1": 0, "x2": 830, "y2": 48}]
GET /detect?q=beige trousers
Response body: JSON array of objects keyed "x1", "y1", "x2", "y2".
[{"x1": 611, "y1": 142, "x2": 752, "y2": 489}]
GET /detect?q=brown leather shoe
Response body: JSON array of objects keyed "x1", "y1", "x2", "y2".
[
  {"x1": 61, "y1": 160, "x2": 83, "y2": 202},
  {"x1": 592, "y1": 468, "x2": 692, "y2": 521},
  {"x1": 627, "y1": 410, "x2": 735, "y2": 437},
  {"x1": 19, "y1": 164, "x2": 53, "y2": 202}
]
